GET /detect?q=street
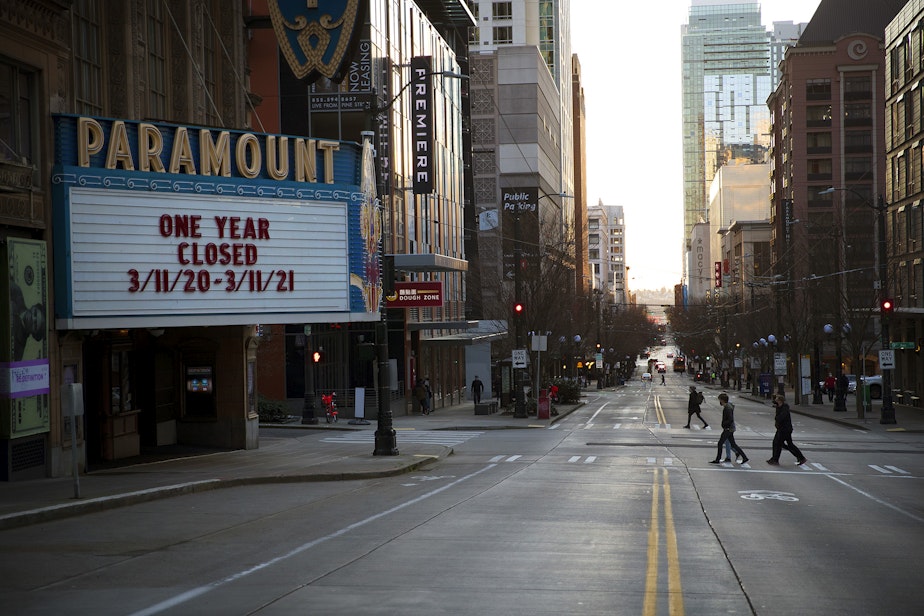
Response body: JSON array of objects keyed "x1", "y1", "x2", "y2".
[{"x1": 1, "y1": 371, "x2": 923, "y2": 615}]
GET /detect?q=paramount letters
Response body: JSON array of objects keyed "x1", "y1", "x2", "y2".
[{"x1": 77, "y1": 117, "x2": 343, "y2": 184}]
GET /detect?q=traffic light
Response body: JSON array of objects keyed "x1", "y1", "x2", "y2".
[
  {"x1": 513, "y1": 302, "x2": 524, "y2": 316},
  {"x1": 312, "y1": 350, "x2": 323, "y2": 363},
  {"x1": 880, "y1": 298, "x2": 894, "y2": 320}
]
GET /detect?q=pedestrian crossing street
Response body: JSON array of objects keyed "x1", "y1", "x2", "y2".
[{"x1": 320, "y1": 430, "x2": 485, "y2": 447}]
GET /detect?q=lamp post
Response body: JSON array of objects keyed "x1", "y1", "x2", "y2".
[
  {"x1": 820, "y1": 187, "x2": 896, "y2": 424},
  {"x1": 370, "y1": 66, "x2": 468, "y2": 454},
  {"x1": 824, "y1": 323, "x2": 848, "y2": 412}
]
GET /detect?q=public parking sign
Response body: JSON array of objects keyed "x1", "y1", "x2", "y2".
[{"x1": 879, "y1": 349, "x2": 895, "y2": 370}]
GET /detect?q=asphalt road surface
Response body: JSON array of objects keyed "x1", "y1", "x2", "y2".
[{"x1": 2, "y1": 371, "x2": 922, "y2": 615}]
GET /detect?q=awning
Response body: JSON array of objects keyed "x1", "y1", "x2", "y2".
[
  {"x1": 391, "y1": 253, "x2": 468, "y2": 272},
  {"x1": 408, "y1": 320, "x2": 477, "y2": 331},
  {"x1": 421, "y1": 331, "x2": 508, "y2": 347}
]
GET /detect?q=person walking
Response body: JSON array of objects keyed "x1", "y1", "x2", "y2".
[
  {"x1": 684, "y1": 385, "x2": 708, "y2": 429},
  {"x1": 824, "y1": 373, "x2": 836, "y2": 402},
  {"x1": 767, "y1": 393, "x2": 807, "y2": 466},
  {"x1": 414, "y1": 379, "x2": 429, "y2": 415},
  {"x1": 471, "y1": 375, "x2": 484, "y2": 404},
  {"x1": 710, "y1": 392, "x2": 748, "y2": 464}
]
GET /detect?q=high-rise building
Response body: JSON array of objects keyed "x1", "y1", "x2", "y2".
[
  {"x1": 681, "y1": 0, "x2": 771, "y2": 257},
  {"x1": 885, "y1": 0, "x2": 924, "y2": 397},
  {"x1": 468, "y1": 0, "x2": 576, "y2": 318},
  {"x1": 587, "y1": 202, "x2": 627, "y2": 309},
  {"x1": 768, "y1": 0, "x2": 905, "y2": 399}
]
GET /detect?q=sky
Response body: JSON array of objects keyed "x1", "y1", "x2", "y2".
[{"x1": 570, "y1": 0, "x2": 824, "y2": 292}]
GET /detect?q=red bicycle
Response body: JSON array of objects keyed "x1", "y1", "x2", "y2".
[{"x1": 322, "y1": 392, "x2": 338, "y2": 423}]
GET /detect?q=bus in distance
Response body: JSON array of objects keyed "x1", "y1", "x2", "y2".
[{"x1": 673, "y1": 356, "x2": 686, "y2": 373}]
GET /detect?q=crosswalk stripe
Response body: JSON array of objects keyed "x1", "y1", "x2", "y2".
[
  {"x1": 870, "y1": 464, "x2": 911, "y2": 475},
  {"x1": 321, "y1": 431, "x2": 484, "y2": 446}
]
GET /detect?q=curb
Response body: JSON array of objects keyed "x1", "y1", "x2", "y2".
[{"x1": 0, "y1": 447, "x2": 451, "y2": 531}]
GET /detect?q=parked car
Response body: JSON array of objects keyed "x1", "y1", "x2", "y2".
[
  {"x1": 845, "y1": 374, "x2": 857, "y2": 394},
  {"x1": 860, "y1": 375, "x2": 883, "y2": 399}
]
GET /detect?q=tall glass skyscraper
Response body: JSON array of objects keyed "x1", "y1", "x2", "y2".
[{"x1": 681, "y1": 0, "x2": 771, "y2": 253}]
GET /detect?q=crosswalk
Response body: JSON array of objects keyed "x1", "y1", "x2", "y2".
[
  {"x1": 484, "y1": 454, "x2": 913, "y2": 475},
  {"x1": 320, "y1": 430, "x2": 484, "y2": 447}
]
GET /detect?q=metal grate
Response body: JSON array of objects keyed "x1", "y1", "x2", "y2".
[{"x1": 12, "y1": 437, "x2": 45, "y2": 472}]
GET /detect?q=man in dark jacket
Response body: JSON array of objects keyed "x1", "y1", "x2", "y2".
[
  {"x1": 684, "y1": 385, "x2": 708, "y2": 429},
  {"x1": 767, "y1": 394, "x2": 807, "y2": 466},
  {"x1": 710, "y1": 393, "x2": 748, "y2": 464}
]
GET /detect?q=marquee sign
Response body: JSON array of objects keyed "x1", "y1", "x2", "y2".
[{"x1": 51, "y1": 115, "x2": 380, "y2": 329}]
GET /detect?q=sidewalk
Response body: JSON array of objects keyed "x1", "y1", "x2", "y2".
[{"x1": 0, "y1": 399, "x2": 581, "y2": 531}]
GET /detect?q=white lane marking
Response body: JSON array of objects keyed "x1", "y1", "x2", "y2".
[
  {"x1": 548, "y1": 424, "x2": 561, "y2": 430},
  {"x1": 128, "y1": 464, "x2": 498, "y2": 616},
  {"x1": 871, "y1": 465, "x2": 912, "y2": 475},
  {"x1": 612, "y1": 423, "x2": 622, "y2": 429},
  {"x1": 811, "y1": 462, "x2": 829, "y2": 472},
  {"x1": 568, "y1": 455, "x2": 581, "y2": 463},
  {"x1": 585, "y1": 456, "x2": 597, "y2": 464},
  {"x1": 489, "y1": 455, "x2": 505, "y2": 463},
  {"x1": 825, "y1": 474, "x2": 924, "y2": 523},
  {"x1": 505, "y1": 455, "x2": 522, "y2": 462}
]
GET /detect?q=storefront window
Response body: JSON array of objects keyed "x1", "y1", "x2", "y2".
[{"x1": 109, "y1": 349, "x2": 133, "y2": 414}]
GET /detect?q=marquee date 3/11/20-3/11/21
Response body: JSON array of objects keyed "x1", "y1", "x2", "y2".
[{"x1": 128, "y1": 268, "x2": 295, "y2": 293}]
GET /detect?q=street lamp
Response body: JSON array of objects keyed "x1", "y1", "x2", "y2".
[
  {"x1": 820, "y1": 187, "x2": 896, "y2": 424},
  {"x1": 823, "y1": 322, "x2": 849, "y2": 412},
  {"x1": 370, "y1": 66, "x2": 469, "y2": 454}
]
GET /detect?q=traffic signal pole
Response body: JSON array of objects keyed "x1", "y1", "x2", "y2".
[
  {"x1": 513, "y1": 209, "x2": 527, "y2": 418},
  {"x1": 878, "y1": 196, "x2": 896, "y2": 424}
]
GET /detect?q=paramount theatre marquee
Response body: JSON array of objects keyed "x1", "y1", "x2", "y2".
[{"x1": 51, "y1": 115, "x2": 382, "y2": 330}]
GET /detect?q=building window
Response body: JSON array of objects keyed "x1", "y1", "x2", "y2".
[
  {"x1": 844, "y1": 75, "x2": 871, "y2": 101},
  {"x1": 492, "y1": 2, "x2": 512, "y2": 20},
  {"x1": 806, "y1": 105, "x2": 832, "y2": 127},
  {"x1": 73, "y1": 0, "x2": 104, "y2": 115},
  {"x1": 145, "y1": 0, "x2": 168, "y2": 120},
  {"x1": 806, "y1": 78, "x2": 831, "y2": 100},
  {"x1": 493, "y1": 26, "x2": 513, "y2": 44},
  {"x1": 844, "y1": 103, "x2": 872, "y2": 126},
  {"x1": 589, "y1": 249, "x2": 599, "y2": 260},
  {"x1": 844, "y1": 130, "x2": 872, "y2": 153},
  {"x1": 0, "y1": 59, "x2": 38, "y2": 167},
  {"x1": 806, "y1": 132, "x2": 832, "y2": 154},
  {"x1": 845, "y1": 156, "x2": 873, "y2": 182},
  {"x1": 807, "y1": 158, "x2": 832, "y2": 180}
]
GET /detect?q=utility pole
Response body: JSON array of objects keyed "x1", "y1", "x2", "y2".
[{"x1": 877, "y1": 195, "x2": 897, "y2": 424}]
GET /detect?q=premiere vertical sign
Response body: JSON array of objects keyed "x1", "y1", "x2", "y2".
[{"x1": 411, "y1": 56, "x2": 434, "y2": 194}]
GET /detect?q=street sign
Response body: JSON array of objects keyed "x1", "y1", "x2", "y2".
[
  {"x1": 774, "y1": 352, "x2": 787, "y2": 375},
  {"x1": 512, "y1": 349, "x2": 527, "y2": 369},
  {"x1": 879, "y1": 349, "x2": 896, "y2": 370},
  {"x1": 891, "y1": 341, "x2": 915, "y2": 350}
]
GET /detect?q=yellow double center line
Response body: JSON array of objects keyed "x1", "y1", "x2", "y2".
[
  {"x1": 643, "y1": 467, "x2": 684, "y2": 615},
  {"x1": 654, "y1": 395, "x2": 667, "y2": 425}
]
